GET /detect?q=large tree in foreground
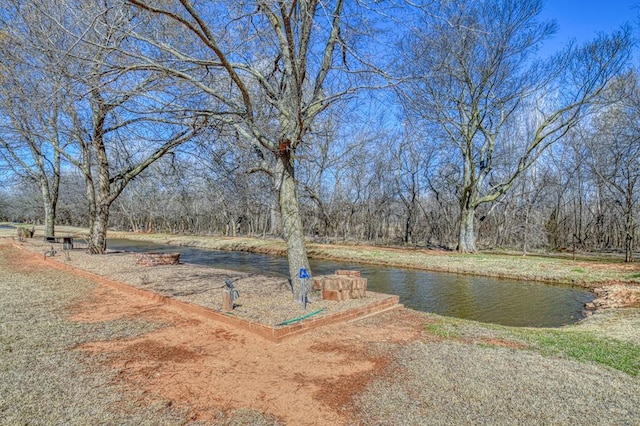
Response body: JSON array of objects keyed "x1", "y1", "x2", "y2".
[
  {"x1": 125, "y1": 0, "x2": 374, "y2": 297},
  {"x1": 401, "y1": 0, "x2": 631, "y2": 252}
]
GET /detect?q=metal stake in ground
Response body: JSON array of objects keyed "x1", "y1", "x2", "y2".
[{"x1": 299, "y1": 268, "x2": 311, "y2": 310}]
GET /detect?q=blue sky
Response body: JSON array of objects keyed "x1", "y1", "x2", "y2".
[{"x1": 539, "y1": 0, "x2": 638, "y2": 55}]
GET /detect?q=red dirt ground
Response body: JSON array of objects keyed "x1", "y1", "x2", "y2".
[
  {"x1": 73, "y1": 288, "x2": 427, "y2": 424},
  {"x1": 8, "y1": 244, "x2": 428, "y2": 424}
]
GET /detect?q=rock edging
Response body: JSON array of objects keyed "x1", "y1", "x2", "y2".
[
  {"x1": 135, "y1": 252, "x2": 180, "y2": 266},
  {"x1": 585, "y1": 285, "x2": 640, "y2": 313}
]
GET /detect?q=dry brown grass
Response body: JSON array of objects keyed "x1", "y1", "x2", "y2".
[
  {"x1": 0, "y1": 242, "x2": 281, "y2": 425},
  {"x1": 2, "y1": 227, "x2": 640, "y2": 425},
  {"x1": 355, "y1": 339, "x2": 640, "y2": 425},
  {"x1": 0, "y1": 245, "x2": 186, "y2": 424},
  {"x1": 2, "y1": 237, "x2": 640, "y2": 425}
]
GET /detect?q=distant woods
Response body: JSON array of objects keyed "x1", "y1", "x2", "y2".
[{"x1": 0, "y1": 0, "x2": 637, "y2": 262}]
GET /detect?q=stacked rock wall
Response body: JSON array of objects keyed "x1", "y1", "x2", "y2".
[{"x1": 313, "y1": 270, "x2": 367, "y2": 301}]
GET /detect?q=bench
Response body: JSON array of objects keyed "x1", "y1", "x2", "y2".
[{"x1": 44, "y1": 236, "x2": 74, "y2": 249}]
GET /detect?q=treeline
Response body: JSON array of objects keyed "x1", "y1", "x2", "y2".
[
  {"x1": 0, "y1": 0, "x2": 637, "y2": 275},
  {"x1": 3, "y1": 115, "x2": 637, "y2": 258}
]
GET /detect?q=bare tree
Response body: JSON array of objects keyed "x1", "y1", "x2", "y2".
[
  {"x1": 124, "y1": 0, "x2": 380, "y2": 297},
  {"x1": 400, "y1": 0, "x2": 631, "y2": 252},
  {"x1": 0, "y1": 5, "x2": 70, "y2": 237},
  {"x1": 585, "y1": 71, "x2": 640, "y2": 262},
  {"x1": 1, "y1": 0, "x2": 201, "y2": 252},
  {"x1": 389, "y1": 126, "x2": 432, "y2": 245}
]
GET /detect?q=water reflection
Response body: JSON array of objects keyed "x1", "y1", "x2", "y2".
[{"x1": 107, "y1": 238, "x2": 593, "y2": 327}]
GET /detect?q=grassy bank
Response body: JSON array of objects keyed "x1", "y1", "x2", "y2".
[{"x1": 424, "y1": 313, "x2": 640, "y2": 376}]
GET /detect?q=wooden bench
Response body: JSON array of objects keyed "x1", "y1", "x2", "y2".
[{"x1": 44, "y1": 236, "x2": 74, "y2": 249}]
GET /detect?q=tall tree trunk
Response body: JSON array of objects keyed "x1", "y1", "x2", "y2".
[
  {"x1": 87, "y1": 121, "x2": 112, "y2": 254},
  {"x1": 522, "y1": 206, "x2": 530, "y2": 256},
  {"x1": 458, "y1": 204, "x2": 477, "y2": 253},
  {"x1": 404, "y1": 209, "x2": 413, "y2": 245},
  {"x1": 403, "y1": 192, "x2": 417, "y2": 245},
  {"x1": 624, "y1": 195, "x2": 634, "y2": 263},
  {"x1": 84, "y1": 174, "x2": 96, "y2": 244},
  {"x1": 88, "y1": 203, "x2": 109, "y2": 254},
  {"x1": 42, "y1": 199, "x2": 56, "y2": 237},
  {"x1": 39, "y1": 181, "x2": 56, "y2": 237},
  {"x1": 625, "y1": 229, "x2": 633, "y2": 263},
  {"x1": 37, "y1": 143, "x2": 60, "y2": 238},
  {"x1": 275, "y1": 153, "x2": 311, "y2": 303}
]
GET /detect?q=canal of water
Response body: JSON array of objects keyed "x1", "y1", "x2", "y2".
[{"x1": 107, "y1": 238, "x2": 594, "y2": 328}]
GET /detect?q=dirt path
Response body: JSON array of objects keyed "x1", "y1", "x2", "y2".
[{"x1": 72, "y1": 284, "x2": 425, "y2": 424}]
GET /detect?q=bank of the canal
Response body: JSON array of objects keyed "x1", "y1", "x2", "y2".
[
  {"x1": 3, "y1": 224, "x2": 639, "y2": 287},
  {"x1": 106, "y1": 238, "x2": 594, "y2": 328},
  {"x1": 105, "y1": 231, "x2": 640, "y2": 288},
  {"x1": 2, "y1": 224, "x2": 639, "y2": 369}
]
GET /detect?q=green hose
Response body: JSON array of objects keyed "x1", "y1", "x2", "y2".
[{"x1": 276, "y1": 308, "x2": 325, "y2": 326}]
